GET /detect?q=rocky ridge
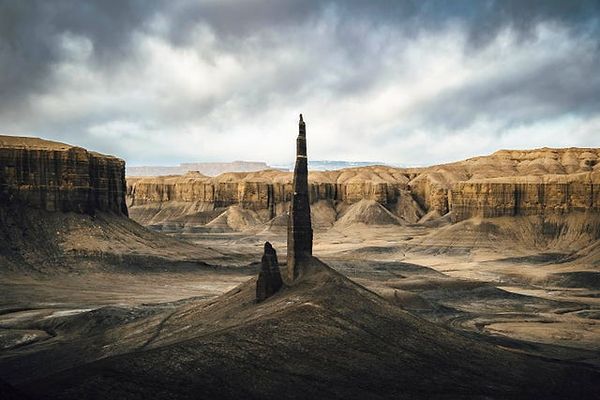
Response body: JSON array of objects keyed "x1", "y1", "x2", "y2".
[{"x1": 127, "y1": 147, "x2": 600, "y2": 231}]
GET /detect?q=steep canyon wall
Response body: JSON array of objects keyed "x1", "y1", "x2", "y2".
[
  {"x1": 450, "y1": 175, "x2": 600, "y2": 221},
  {"x1": 0, "y1": 136, "x2": 128, "y2": 215}
]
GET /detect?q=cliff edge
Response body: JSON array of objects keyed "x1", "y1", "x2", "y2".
[
  {"x1": 0, "y1": 135, "x2": 128, "y2": 215},
  {"x1": 0, "y1": 135, "x2": 219, "y2": 271}
]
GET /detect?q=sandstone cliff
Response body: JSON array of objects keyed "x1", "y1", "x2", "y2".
[
  {"x1": 127, "y1": 148, "x2": 600, "y2": 231},
  {"x1": 0, "y1": 135, "x2": 128, "y2": 215},
  {"x1": 0, "y1": 136, "x2": 223, "y2": 271},
  {"x1": 433, "y1": 148, "x2": 600, "y2": 221},
  {"x1": 449, "y1": 173, "x2": 600, "y2": 221},
  {"x1": 127, "y1": 167, "x2": 421, "y2": 229}
]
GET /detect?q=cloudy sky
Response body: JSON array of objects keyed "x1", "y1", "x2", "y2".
[{"x1": 1, "y1": 1, "x2": 599, "y2": 166}]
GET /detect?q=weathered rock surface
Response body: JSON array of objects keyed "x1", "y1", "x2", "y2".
[
  {"x1": 127, "y1": 169, "x2": 407, "y2": 211},
  {"x1": 0, "y1": 135, "x2": 128, "y2": 216},
  {"x1": 449, "y1": 173, "x2": 600, "y2": 221},
  {"x1": 287, "y1": 114, "x2": 313, "y2": 281},
  {"x1": 335, "y1": 199, "x2": 403, "y2": 227},
  {"x1": 127, "y1": 148, "x2": 600, "y2": 230},
  {"x1": 127, "y1": 168, "x2": 416, "y2": 230},
  {"x1": 256, "y1": 242, "x2": 283, "y2": 302},
  {"x1": 0, "y1": 135, "x2": 222, "y2": 271}
]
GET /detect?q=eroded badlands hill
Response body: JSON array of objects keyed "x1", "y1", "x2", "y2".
[{"x1": 127, "y1": 147, "x2": 600, "y2": 231}]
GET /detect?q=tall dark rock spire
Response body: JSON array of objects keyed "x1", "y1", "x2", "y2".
[{"x1": 287, "y1": 114, "x2": 313, "y2": 281}]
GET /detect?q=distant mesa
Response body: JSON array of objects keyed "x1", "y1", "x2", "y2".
[
  {"x1": 127, "y1": 161, "x2": 272, "y2": 177},
  {"x1": 272, "y1": 160, "x2": 388, "y2": 171},
  {"x1": 128, "y1": 160, "x2": 388, "y2": 177}
]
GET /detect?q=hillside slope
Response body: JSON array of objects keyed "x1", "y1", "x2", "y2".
[{"x1": 21, "y1": 258, "x2": 600, "y2": 399}]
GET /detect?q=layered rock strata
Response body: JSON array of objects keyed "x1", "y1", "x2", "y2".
[
  {"x1": 287, "y1": 114, "x2": 313, "y2": 281},
  {"x1": 450, "y1": 173, "x2": 600, "y2": 221},
  {"x1": 127, "y1": 170, "x2": 406, "y2": 210},
  {"x1": 256, "y1": 241, "x2": 283, "y2": 302},
  {"x1": 0, "y1": 136, "x2": 128, "y2": 216},
  {"x1": 127, "y1": 148, "x2": 600, "y2": 229},
  {"x1": 0, "y1": 136, "x2": 201, "y2": 271}
]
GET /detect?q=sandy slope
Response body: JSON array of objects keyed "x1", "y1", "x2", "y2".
[{"x1": 0, "y1": 206, "x2": 230, "y2": 272}]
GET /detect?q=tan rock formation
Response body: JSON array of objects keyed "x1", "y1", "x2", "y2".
[
  {"x1": 127, "y1": 167, "x2": 414, "y2": 228},
  {"x1": 0, "y1": 135, "x2": 224, "y2": 271},
  {"x1": 127, "y1": 148, "x2": 600, "y2": 230},
  {"x1": 449, "y1": 173, "x2": 600, "y2": 221}
]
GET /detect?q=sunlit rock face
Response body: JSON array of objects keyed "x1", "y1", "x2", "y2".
[
  {"x1": 449, "y1": 175, "x2": 600, "y2": 221},
  {"x1": 127, "y1": 171, "x2": 406, "y2": 210},
  {"x1": 126, "y1": 148, "x2": 600, "y2": 229},
  {"x1": 0, "y1": 135, "x2": 128, "y2": 216}
]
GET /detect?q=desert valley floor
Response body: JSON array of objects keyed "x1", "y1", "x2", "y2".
[{"x1": 1, "y1": 217, "x2": 600, "y2": 398}]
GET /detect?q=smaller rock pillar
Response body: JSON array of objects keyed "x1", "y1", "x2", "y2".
[{"x1": 256, "y1": 242, "x2": 283, "y2": 302}]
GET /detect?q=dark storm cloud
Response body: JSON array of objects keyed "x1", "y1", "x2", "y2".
[
  {"x1": 460, "y1": 0, "x2": 600, "y2": 47},
  {"x1": 0, "y1": 0, "x2": 596, "y2": 87},
  {"x1": 0, "y1": 0, "x2": 159, "y2": 109},
  {"x1": 0, "y1": 0, "x2": 599, "y2": 164},
  {"x1": 160, "y1": 0, "x2": 600, "y2": 45},
  {"x1": 157, "y1": 0, "x2": 600, "y2": 122}
]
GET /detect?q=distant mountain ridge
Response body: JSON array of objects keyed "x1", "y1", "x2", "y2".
[
  {"x1": 273, "y1": 160, "x2": 387, "y2": 171},
  {"x1": 127, "y1": 161, "x2": 271, "y2": 177},
  {"x1": 127, "y1": 160, "x2": 388, "y2": 176}
]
